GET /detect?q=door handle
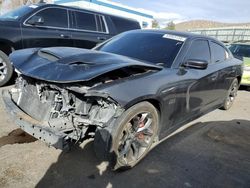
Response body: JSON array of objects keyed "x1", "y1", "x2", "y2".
[
  {"x1": 60, "y1": 34, "x2": 70, "y2": 39},
  {"x1": 210, "y1": 73, "x2": 218, "y2": 81},
  {"x1": 97, "y1": 36, "x2": 107, "y2": 41}
]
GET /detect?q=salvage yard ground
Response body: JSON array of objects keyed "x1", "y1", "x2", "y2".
[{"x1": 0, "y1": 86, "x2": 249, "y2": 188}]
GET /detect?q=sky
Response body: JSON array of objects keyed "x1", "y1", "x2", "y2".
[{"x1": 110, "y1": 0, "x2": 250, "y2": 25}]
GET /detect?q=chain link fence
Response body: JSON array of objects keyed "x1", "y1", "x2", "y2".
[{"x1": 189, "y1": 27, "x2": 250, "y2": 42}]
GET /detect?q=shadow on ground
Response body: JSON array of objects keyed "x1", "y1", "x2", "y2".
[
  {"x1": 36, "y1": 119, "x2": 250, "y2": 188},
  {"x1": 239, "y1": 85, "x2": 250, "y2": 91}
]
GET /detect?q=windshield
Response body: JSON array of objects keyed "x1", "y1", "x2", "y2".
[
  {"x1": 229, "y1": 44, "x2": 250, "y2": 58},
  {"x1": 0, "y1": 6, "x2": 34, "y2": 21},
  {"x1": 97, "y1": 32, "x2": 184, "y2": 67}
]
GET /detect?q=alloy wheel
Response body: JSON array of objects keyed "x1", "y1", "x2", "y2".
[
  {"x1": 0, "y1": 57, "x2": 7, "y2": 82},
  {"x1": 117, "y1": 111, "x2": 157, "y2": 166},
  {"x1": 226, "y1": 81, "x2": 238, "y2": 108}
]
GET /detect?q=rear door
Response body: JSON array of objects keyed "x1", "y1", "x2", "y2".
[
  {"x1": 210, "y1": 41, "x2": 236, "y2": 102},
  {"x1": 21, "y1": 7, "x2": 73, "y2": 48},
  {"x1": 70, "y1": 10, "x2": 111, "y2": 49}
]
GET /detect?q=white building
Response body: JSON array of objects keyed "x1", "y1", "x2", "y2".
[{"x1": 54, "y1": 0, "x2": 154, "y2": 28}]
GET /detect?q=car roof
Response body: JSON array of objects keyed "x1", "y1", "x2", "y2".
[{"x1": 34, "y1": 3, "x2": 139, "y2": 23}]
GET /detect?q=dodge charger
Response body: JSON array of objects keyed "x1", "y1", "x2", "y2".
[{"x1": 2, "y1": 30, "x2": 243, "y2": 170}]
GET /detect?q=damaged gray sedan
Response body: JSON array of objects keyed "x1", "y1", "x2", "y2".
[{"x1": 2, "y1": 30, "x2": 242, "y2": 170}]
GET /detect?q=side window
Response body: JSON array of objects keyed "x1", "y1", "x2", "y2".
[
  {"x1": 31, "y1": 8, "x2": 68, "y2": 28},
  {"x1": 211, "y1": 42, "x2": 227, "y2": 63},
  {"x1": 186, "y1": 40, "x2": 210, "y2": 62},
  {"x1": 73, "y1": 11, "x2": 97, "y2": 31},
  {"x1": 111, "y1": 17, "x2": 140, "y2": 33}
]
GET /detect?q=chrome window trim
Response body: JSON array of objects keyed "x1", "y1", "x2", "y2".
[
  {"x1": 101, "y1": 15, "x2": 109, "y2": 33},
  {"x1": 71, "y1": 9, "x2": 109, "y2": 34},
  {"x1": 23, "y1": 7, "x2": 110, "y2": 34}
]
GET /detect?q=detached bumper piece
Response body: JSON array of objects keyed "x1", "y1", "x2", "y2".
[{"x1": 2, "y1": 90, "x2": 69, "y2": 150}]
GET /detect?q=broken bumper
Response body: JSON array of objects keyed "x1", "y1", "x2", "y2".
[{"x1": 1, "y1": 89, "x2": 69, "y2": 150}]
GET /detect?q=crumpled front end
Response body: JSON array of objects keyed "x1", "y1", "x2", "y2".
[{"x1": 2, "y1": 75, "x2": 123, "y2": 149}]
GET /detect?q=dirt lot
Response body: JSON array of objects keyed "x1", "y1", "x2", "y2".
[{"x1": 0, "y1": 86, "x2": 249, "y2": 188}]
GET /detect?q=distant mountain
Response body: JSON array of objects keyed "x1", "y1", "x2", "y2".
[{"x1": 175, "y1": 20, "x2": 250, "y2": 31}]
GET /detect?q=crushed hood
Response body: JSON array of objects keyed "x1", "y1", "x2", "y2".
[{"x1": 10, "y1": 47, "x2": 162, "y2": 83}]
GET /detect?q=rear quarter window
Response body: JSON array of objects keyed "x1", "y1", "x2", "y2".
[
  {"x1": 111, "y1": 17, "x2": 140, "y2": 33},
  {"x1": 211, "y1": 42, "x2": 227, "y2": 63}
]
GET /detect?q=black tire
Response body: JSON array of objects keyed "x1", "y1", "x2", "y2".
[
  {"x1": 220, "y1": 78, "x2": 239, "y2": 110},
  {"x1": 0, "y1": 50, "x2": 13, "y2": 87},
  {"x1": 94, "y1": 101, "x2": 159, "y2": 170}
]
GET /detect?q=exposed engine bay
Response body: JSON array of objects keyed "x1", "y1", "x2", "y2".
[{"x1": 10, "y1": 75, "x2": 124, "y2": 146}]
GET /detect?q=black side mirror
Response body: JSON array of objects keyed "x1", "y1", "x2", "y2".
[
  {"x1": 183, "y1": 59, "x2": 208, "y2": 70},
  {"x1": 27, "y1": 16, "x2": 44, "y2": 25}
]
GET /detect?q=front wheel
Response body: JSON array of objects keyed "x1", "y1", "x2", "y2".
[
  {"x1": 220, "y1": 78, "x2": 239, "y2": 110},
  {"x1": 94, "y1": 102, "x2": 159, "y2": 170},
  {"x1": 0, "y1": 50, "x2": 13, "y2": 87}
]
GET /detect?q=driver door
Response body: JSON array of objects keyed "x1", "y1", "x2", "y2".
[
  {"x1": 21, "y1": 7, "x2": 73, "y2": 48},
  {"x1": 172, "y1": 39, "x2": 219, "y2": 126}
]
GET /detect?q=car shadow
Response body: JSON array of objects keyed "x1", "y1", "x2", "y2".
[
  {"x1": 239, "y1": 85, "x2": 250, "y2": 91},
  {"x1": 36, "y1": 119, "x2": 250, "y2": 188}
]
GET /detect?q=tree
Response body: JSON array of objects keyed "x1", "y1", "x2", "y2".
[
  {"x1": 0, "y1": 0, "x2": 53, "y2": 15},
  {"x1": 152, "y1": 19, "x2": 159, "y2": 29},
  {"x1": 165, "y1": 21, "x2": 175, "y2": 30}
]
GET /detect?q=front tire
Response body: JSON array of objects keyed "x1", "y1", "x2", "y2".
[
  {"x1": 0, "y1": 50, "x2": 13, "y2": 87},
  {"x1": 220, "y1": 78, "x2": 239, "y2": 110},
  {"x1": 94, "y1": 102, "x2": 159, "y2": 170}
]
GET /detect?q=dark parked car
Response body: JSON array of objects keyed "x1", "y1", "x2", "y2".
[
  {"x1": 2, "y1": 30, "x2": 242, "y2": 170},
  {"x1": 0, "y1": 3, "x2": 141, "y2": 86}
]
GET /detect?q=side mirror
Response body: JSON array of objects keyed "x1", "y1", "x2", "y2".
[
  {"x1": 27, "y1": 16, "x2": 44, "y2": 25},
  {"x1": 183, "y1": 59, "x2": 208, "y2": 70}
]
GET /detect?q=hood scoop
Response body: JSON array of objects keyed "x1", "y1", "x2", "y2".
[
  {"x1": 38, "y1": 49, "x2": 61, "y2": 62},
  {"x1": 10, "y1": 47, "x2": 162, "y2": 83}
]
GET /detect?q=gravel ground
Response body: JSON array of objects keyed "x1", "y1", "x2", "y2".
[{"x1": 0, "y1": 86, "x2": 249, "y2": 188}]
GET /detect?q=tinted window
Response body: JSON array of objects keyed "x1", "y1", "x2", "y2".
[
  {"x1": 32, "y1": 8, "x2": 68, "y2": 28},
  {"x1": 74, "y1": 11, "x2": 97, "y2": 31},
  {"x1": 186, "y1": 40, "x2": 210, "y2": 62},
  {"x1": 211, "y1": 42, "x2": 227, "y2": 63},
  {"x1": 228, "y1": 44, "x2": 237, "y2": 53},
  {"x1": 111, "y1": 17, "x2": 140, "y2": 33},
  {"x1": 97, "y1": 32, "x2": 184, "y2": 67},
  {"x1": 229, "y1": 44, "x2": 250, "y2": 58}
]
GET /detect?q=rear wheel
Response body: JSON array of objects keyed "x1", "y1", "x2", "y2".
[
  {"x1": 0, "y1": 50, "x2": 13, "y2": 87},
  {"x1": 220, "y1": 78, "x2": 239, "y2": 110},
  {"x1": 94, "y1": 102, "x2": 159, "y2": 170}
]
